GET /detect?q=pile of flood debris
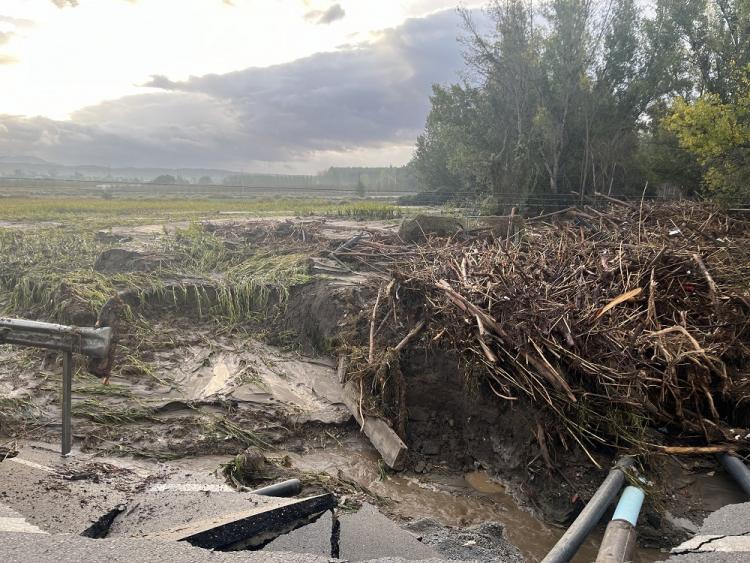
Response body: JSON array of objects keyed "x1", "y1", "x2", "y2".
[{"x1": 340, "y1": 201, "x2": 750, "y2": 464}]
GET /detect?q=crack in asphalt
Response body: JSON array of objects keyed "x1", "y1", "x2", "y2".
[{"x1": 673, "y1": 535, "x2": 727, "y2": 554}]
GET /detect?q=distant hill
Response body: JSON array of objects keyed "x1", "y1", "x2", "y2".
[
  {"x1": 0, "y1": 157, "x2": 418, "y2": 192},
  {"x1": 0, "y1": 156, "x2": 237, "y2": 183},
  {"x1": 0, "y1": 155, "x2": 52, "y2": 165}
]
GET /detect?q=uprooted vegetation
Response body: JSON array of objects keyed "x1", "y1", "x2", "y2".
[
  {"x1": 0, "y1": 221, "x2": 315, "y2": 325},
  {"x1": 339, "y1": 202, "x2": 750, "y2": 466},
  {"x1": 3, "y1": 202, "x2": 750, "y2": 465}
]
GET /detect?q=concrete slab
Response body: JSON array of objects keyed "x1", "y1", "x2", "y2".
[
  {"x1": 142, "y1": 494, "x2": 336, "y2": 550},
  {"x1": 107, "y1": 481, "x2": 336, "y2": 550},
  {"x1": 696, "y1": 501, "x2": 750, "y2": 536},
  {"x1": 0, "y1": 531, "x2": 332, "y2": 563},
  {"x1": 109, "y1": 488, "x2": 311, "y2": 535},
  {"x1": 672, "y1": 535, "x2": 750, "y2": 553},
  {"x1": 0, "y1": 504, "x2": 47, "y2": 534}
]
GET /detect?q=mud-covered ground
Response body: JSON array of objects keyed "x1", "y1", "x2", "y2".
[{"x1": 0, "y1": 213, "x2": 746, "y2": 562}]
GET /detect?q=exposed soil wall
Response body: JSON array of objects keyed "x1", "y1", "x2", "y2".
[
  {"x1": 278, "y1": 278, "x2": 589, "y2": 524},
  {"x1": 281, "y1": 279, "x2": 373, "y2": 354}
]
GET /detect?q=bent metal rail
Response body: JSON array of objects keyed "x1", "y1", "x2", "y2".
[{"x1": 0, "y1": 317, "x2": 112, "y2": 455}]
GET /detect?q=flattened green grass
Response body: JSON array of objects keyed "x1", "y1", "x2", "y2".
[{"x1": 0, "y1": 197, "x2": 400, "y2": 222}]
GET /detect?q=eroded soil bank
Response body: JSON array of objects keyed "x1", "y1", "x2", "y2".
[{"x1": 0, "y1": 213, "x2": 747, "y2": 561}]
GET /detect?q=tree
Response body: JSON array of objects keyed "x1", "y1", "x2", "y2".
[
  {"x1": 413, "y1": 0, "x2": 750, "y2": 206},
  {"x1": 412, "y1": 0, "x2": 681, "y2": 207},
  {"x1": 665, "y1": 67, "x2": 750, "y2": 200},
  {"x1": 667, "y1": 0, "x2": 750, "y2": 101},
  {"x1": 152, "y1": 174, "x2": 177, "y2": 185},
  {"x1": 640, "y1": 102, "x2": 702, "y2": 197},
  {"x1": 355, "y1": 177, "x2": 366, "y2": 197}
]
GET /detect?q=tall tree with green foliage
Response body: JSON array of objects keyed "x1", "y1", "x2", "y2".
[
  {"x1": 412, "y1": 0, "x2": 750, "y2": 206},
  {"x1": 661, "y1": 1, "x2": 750, "y2": 200},
  {"x1": 665, "y1": 67, "x2": 750, "y2": 200},
  {"x1": 412, "y1": 0, "x2": 682, "y2": 207}
]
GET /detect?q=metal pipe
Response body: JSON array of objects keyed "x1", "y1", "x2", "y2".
[
  {"x1": 542, "y1": 457, "x2": 634, "y2": 563},
  {"x1": 0, "y1": 317, "x2": 112, "y2": 358},
  {"x1": 720, "y1": 453, "x2": 750, "y2": 497},
  {"x1": 62, "y1": 351, "x2": 73, "y2": 456},
  {"x1": 250, "y1": 479, "x2": 302, "y2": 497},
  {"x1": 596, "y1": 486, "x2": 645, "y2": 563}
]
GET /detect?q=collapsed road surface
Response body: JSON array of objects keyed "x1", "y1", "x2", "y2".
[{"x1": 0, "y1": 441, "x2": 522, "y2": 562}]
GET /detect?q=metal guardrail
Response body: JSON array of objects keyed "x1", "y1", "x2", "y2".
[{"x1": 0, "y1": 317, "x2": 112, "y2": 456}]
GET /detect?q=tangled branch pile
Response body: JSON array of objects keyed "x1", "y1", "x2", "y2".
[{"x1": 346, "y1": 202, "x2": 750, "y2": 458}]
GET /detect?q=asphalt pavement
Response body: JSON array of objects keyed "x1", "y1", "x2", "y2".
[{"x1": 659, "y1": 501, "x2": 750, "y2": 562}]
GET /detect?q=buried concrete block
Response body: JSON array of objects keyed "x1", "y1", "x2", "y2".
[
  {"x1": 341, "y1": 379, "x2": 408, "y2": 470},
  {"x1": 338, "y1": 357, "x2": 408, "y2": 470}
]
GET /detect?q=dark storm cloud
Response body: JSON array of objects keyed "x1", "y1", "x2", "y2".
[
  {"x1": 304, "y1": 3, "x2": 346, "y2": 25},
  {"x1": 0, "y1": 10, "x2": 471, "y2": 169}
]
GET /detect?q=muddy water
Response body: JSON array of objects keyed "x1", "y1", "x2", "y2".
[
  {"x1": 286, "y1": 445, "x2": 665, "y2": 562},
  {"x1": 169, "y1": 442, "x2": 750, "y2": 562}
]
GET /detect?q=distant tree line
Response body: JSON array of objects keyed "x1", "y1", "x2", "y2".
[
  {"x1": 411, "y1": 0, "x2": 750, "y2": 208},
  {"x1": 222, "y1": 166, "x2": 418, "y2": 193}
]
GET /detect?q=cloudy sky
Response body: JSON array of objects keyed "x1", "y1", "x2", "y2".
[{"x1": 0, "y1": 0, "x2": 479, "y2": 173}]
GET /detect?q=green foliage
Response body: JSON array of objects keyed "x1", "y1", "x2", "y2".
[
  {"x1": 0, "y1": 197, "x2": 400, "y2": 223},
  {"x1": 638, "y1": 101, "x2": 702, "y2": 196},
  {"x1": 665, "y1": 67, "x2": 750, "y2": 200},
  {"x1": 0, "y1": 220, "x2": 316, "y2": 327},
  {"x1": 72, "y1": 398, "x2": 157, "y2": 425},
  {"x1": 412, "y1": 0, "x2": 750, "y2": 205},
  {"x1": 412, "y1": 0, "x2": 669, "y2": 205},
  {"x1": 217, "y1": 252, "x2": 312, "y2": 322}
]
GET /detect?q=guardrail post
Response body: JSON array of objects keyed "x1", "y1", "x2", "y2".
[{"x1": 62, "y1": 351, "x2": 73, "y2": 456}]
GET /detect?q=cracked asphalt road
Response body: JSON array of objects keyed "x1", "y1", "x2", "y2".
[{"x1": 659, "y1": 501, "x2": 750, "y2": 562}]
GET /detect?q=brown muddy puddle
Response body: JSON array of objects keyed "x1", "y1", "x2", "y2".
[{"x1": 283, "y1": 446, "x2": 666, "y2": 562}]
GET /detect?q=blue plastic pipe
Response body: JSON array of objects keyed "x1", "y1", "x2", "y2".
[
  {"x1": 611, "y1": 486, "x2": 645, "y2": 526},
  {"x1": 595, "y1": 485, "x2": 645, "y2": 562}
]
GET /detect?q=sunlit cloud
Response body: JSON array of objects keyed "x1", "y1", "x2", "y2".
[
  {"x1": 304, "y1": 3, "x2": 346, "y2": 25},
  {"x1": 0, "y1": 16, "x2": 36, "y2": 28}
]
